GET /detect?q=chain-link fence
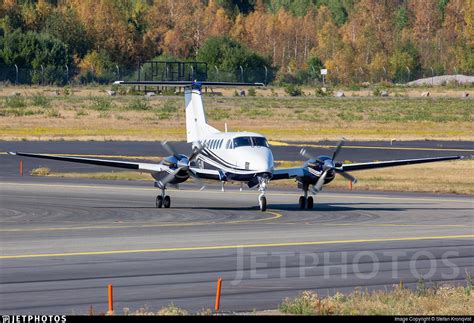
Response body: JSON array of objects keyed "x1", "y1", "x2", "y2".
[{"x1": 0, "y1": 64, "x2": 471, "y2": 87}]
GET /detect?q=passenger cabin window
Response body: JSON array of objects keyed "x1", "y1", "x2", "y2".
[
  {"x1": 219, "y1": 139, "x2": 223, "y2": 149},
  {"x1": 233, "y1": 137, "x2": 252, "y2": 148},
  {"x1": 226, "y1": 139, "x2": 232, "y2": 149},
  {"x1": 252, "y1": 137, "x2": 269, "y2": 148}
]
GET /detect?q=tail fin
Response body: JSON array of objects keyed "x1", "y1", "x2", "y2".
[
  {"x1": 113, "y1": 81, "x2": 263, "y2": 143},
  {"x1": 185, "y1": 87, "x2": 219, "y2": 143}
]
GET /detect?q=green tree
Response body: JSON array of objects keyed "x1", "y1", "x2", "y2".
[
  {"x1": 43, "y1": 7, "x2": 92, "y2": 59},
  {"x1": 197, "y1": 36, "x2": 271, "y2": 82},
  {"x1": 1, "y1": 29, "x2": 71, "y2": 84}
]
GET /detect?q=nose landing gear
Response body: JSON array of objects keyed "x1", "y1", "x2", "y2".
[{"x1": 258, "y1": 176, "x2": 269, "y2": 212}]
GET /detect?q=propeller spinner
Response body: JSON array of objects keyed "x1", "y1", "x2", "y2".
[
  {"x1": 157, "y1": 141, "x2": 206, "y2": 190},
  {"x1": 300, "y1": 138, "x2": 357, "y2": 193}
]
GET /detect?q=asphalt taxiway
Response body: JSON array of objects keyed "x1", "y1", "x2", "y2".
[{"x1": 0, "y1": 179, "x2": 472, "y2": 314}]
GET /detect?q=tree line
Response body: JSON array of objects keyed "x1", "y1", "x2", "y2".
[{"x1": 0, "y1": 0, "x2": 472, "y2": 85}]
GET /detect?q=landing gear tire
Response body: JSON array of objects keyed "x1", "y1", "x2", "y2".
[
  {"x1": 163, "y1": 195, "x2": 171, "y2": 208},
  {"x1": 307, "y1": 196, "x2": 314, "y2": 209},
  {"x1": 299, "y1": 196, "x2": 306, "y2": 209},
  {"x1": 259, "y1": 196, "x2": 267, "y2": 212},
  {"x1": 156, "y1": 195, "x2": 163, "y2": 208}
]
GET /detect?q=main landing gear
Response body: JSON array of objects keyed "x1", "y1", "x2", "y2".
[
  {"x1": 156, "y1": 186, "x2": 171, "y2": 208},
  {"x1": 258, "y1": 176, "x2": 269, "y2": 212},
  {"x1": 298, "y1": 184, "x2": 314, "y2": 210}
]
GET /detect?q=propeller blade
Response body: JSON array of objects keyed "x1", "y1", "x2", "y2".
[
  {"x1": 300, "y1": 148, "x2": 325, "y2": 165},
  {"x1": 314, "y1": 170, "x2": 328, "y2": 192},
  {"x1": 161, "y1": 141, "x2": 180, "y2": 159},
  {"x1": 335, "y1": 169, "x2": 358, "y2": 183},
  {"x1": 188, "y1": 170, "x2": 206, "y2": 191},
  {"x1": 300, "y1": 148, "x2": 315, "y2": 160},
  {"x1": 332, "y1": 138, "x2": 346, "y2": 160},
  {"x1": 157, "y1": 167, "x2": 182, "y2": 188}
]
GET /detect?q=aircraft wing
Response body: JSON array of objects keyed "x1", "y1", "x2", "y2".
[
  {"x1": 271, "y1": 167, "x2": 306, "y2": 180},
  {"x1": 341, "y1": 155, "x2": 463, "y2": 172},
  {"x1": 8, "y1": 152, "x2": 167, "y2": 173},
  {"x1": 188, "y1": 167, "x2": 222, "y2": 181}
]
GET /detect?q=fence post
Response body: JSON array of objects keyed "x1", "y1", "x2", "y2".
[
  {"x1": 14, "y1": 64, "x2": 18, "y2": 85},
  {"x1": 215, "y1": 277, "x2": 222, "y2": 312},
  {"x1": 115, "y1": 65, "x2": 120, "y2": 80},
  {"x1": 239, "y1": 66, "x2": 244, "y2": 83},
  {"x1": 65, "y1": 65, "x2": 69, "y2": 85},
  {"x1": 264, "y1": 65, "x2": 268, "y2": 85},
  {"x1": 40, "y1": 64, "x2": 44, "y2": 85}
]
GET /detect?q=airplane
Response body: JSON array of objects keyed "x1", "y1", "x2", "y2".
[{"x1": 8, "y1": 81, "x2": 463, "y2": 212}]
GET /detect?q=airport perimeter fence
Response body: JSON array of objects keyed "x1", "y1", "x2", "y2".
[{"x1": 0, "y1": 64, "x2": 471, "y2": 87}]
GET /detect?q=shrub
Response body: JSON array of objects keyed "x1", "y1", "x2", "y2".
[
  {"x1": 32, "y1": 95, "x2": 50, "y2": 108},
  {"x1": 92, "y1": 97, "x2": 113, "y2": 111},
  {"x1": 30, "y1": 167, "x2": 51, "y2": 176},
  {"x1": 127, "y1": 98, "x2": 150, "y2": 111},
  {"x1": 284, "y1": 84, "x2": 304, "y2": 96}
]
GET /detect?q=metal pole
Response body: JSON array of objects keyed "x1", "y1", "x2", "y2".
[
  {"x1": 405, "y1": 66, "x2": 411, "y2": 83},
  {"x1": 65, "y1": 65, "x2": 69, "y2": 85},
  {"x1": 264, "y1": 66, "x2": 268, "y2": 85},
  {"x1": 239, "y1": 66, "x2": 244, "y2": 83},
  {"x1": 116, "y1": 65, "x2": 120, "y2": 80},
  {"x1": 214, "y1": 66, "x2": 219, "y2": 81},
  {"x1": 430, "y1": 67, "x2": 434, "y2": 86},
  {"x1": 14, "y1": 64, "x2": 18, "y2": 85},
  {"x1": 41, "y1": 64, "x2": 44, "y2": 85}
]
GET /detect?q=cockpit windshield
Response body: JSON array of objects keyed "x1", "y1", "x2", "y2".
[
  {"x1": 232, "y1": 136, "x2": 269, "y2": 148},
  {"x1": 252, "y1": 137, "x2": 269, "y2": 148},
  {"x1": 233, "y1": 137, "x2": 252, "y2": 148}
]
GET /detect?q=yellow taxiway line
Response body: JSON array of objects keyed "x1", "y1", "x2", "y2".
[{"x1": 1, "y1": 234, "x2": 472, "y2": 259}]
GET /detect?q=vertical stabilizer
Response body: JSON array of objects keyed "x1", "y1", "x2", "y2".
[{"x1": 185, "y1": 86, "x2": 219, "y2": 143}]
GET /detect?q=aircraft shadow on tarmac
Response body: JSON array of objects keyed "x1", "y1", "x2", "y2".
[{"x1": 89, "y1": 202, "x2": 469, "y2": 213}]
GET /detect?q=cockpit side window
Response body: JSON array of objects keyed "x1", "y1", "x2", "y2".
[
  {"x1": 251, "y1": 137, "x2": 269, "y2": 148},
  {"x1": 233, "y1": 137, "x2": 252, "y2": 148}
]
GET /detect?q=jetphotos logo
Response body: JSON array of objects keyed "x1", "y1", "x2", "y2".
[{"x1": 1, "y1": 316, "x2": 66, "y2": 323}]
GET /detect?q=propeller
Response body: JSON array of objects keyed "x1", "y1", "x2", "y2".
[
  {"x1": 157, "y1": 141, "x2": 206, "y2": 190},
  {"x1": 300, "y1": 138, "x2": 357, "y2": 193}
]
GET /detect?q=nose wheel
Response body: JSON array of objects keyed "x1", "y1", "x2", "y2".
[
  {"x1": 259, "y1": 195, "x2": 267, "y2": 212},
  {"x1": 257, "y1": 176, "x2": 269, "y2": 212}
]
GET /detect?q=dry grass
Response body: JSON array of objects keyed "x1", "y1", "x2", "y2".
[
  {"x1": 0, "y1": 86, "x2": 472, "y2": 141},
  {"x1": 279, "y1": 282, "x2": 473, "y2": 315},
  {"x1": 275, "y1": 159, "x2": 474, "y2": 195},
  {"x1": 29, "y1": 159, "x2": 473, "y2": 194},
  {"x1": 29, "y1": 167, "x2": 51, "y2": 176}
]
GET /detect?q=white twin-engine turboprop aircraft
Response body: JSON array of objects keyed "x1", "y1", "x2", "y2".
[{"x1": 9, "y1": 81, "x2": 462, "y2": 211}]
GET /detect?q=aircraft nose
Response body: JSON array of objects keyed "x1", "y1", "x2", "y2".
[{"x1": 253, "y1": 149, "x2": 274, "y2": 172}]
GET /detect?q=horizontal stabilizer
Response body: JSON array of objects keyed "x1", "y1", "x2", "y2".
[{"x1": 114, "y1": 81, "x2": 264, "y2": 87}]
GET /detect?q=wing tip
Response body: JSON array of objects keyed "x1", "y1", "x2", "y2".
[{"x1": 7, "y1": 152, "x2": 17, "y2": 156}]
